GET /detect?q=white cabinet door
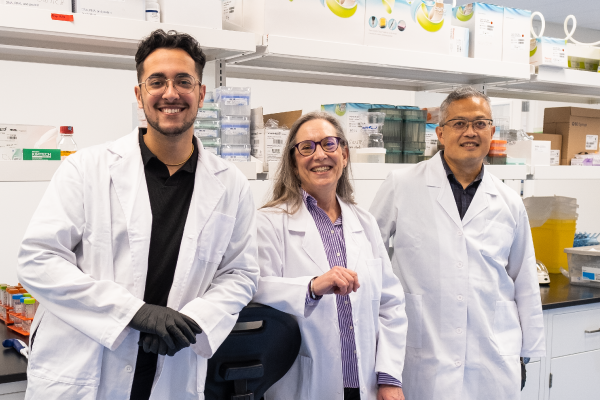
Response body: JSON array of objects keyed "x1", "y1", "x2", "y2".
[
  {"x1": 549, "y1": 349, "x2": 600, "y2": 400},
  {"x1": 552, "y1": 308, "x2": 600, "y2": 358},
  {"x1": 521, "y1": 361, "x2": 541, "y2": 400}
]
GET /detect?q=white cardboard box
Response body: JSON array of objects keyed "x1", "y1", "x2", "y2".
[
  {"x1": 506, "y1": 140, "x2": 551, "y2": 167},
  {"x1": 1, "y1": 0, "x2": 71, "y2": 12},
  {"x1": 530, "y1": 37, "x2": 568, "y2": 68},
  {"x1": 452, "y1": 3, "x2": 504, "y2": 61},
  {"x1": 322, "y1": 103, "x2": 374, "y2": 158},
  {"x1": 223, "y1": 0, "x2": 366, "y2": 45},
  {"x1": 159, "y1": 0, "x2": 221, "y2": 29},
  {"x1": 0, "y1": 124, "x2": 57, "y2": 161},
  {"x1": 502, "y1": 7, "x2": 531, "y2": 64},
  {"x1": 449, "y1": 26, "x2": 469, "y2": 57},
  {"x1": 73, "y1": 0, "x2": 145, "y2": 20},
  {"x1": 364, "y1": 0, "x2": 450, "y2": 55}
]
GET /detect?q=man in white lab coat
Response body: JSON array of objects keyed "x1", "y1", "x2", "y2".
[
  {"x1": 18, "y1": 29, "x2": 259, "y2": 400},
  {"x1": 370, "y1": 87, "x2": 545, "y2": 400}
]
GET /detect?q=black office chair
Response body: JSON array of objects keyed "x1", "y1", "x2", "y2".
[{"x1": 205, "y1": 303, "x2": 301, "y2": 400}]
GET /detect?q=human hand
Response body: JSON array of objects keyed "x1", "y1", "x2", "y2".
[
  {"x1": 129, "y1": 304, "x2": 201, "y2": 351},
  {"x1": 312, "y1": 266, "x2": 360, "y2": 296},
  {"x1": 138, "y1": 315, "x2": 202, "y2": 356},
  {"x1": 377, "y1": 385, "x2": 404, "y2": 400}
]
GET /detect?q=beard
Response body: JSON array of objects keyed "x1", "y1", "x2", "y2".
[{"x1": 142, "y1": 98, "x2": 197, "y2": 137}]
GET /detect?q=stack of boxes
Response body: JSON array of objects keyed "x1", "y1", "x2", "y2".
[
  {"x1": 194, "y1": 92, "x2": 222, "y2": 156},
  {"x1": 216, "y1": 87, "x2": 252, "y2": 162}
]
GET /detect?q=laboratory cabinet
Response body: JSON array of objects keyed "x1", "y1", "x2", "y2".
[{"x1": 549, "y1": 350, "x2": 600, "y2": 400}]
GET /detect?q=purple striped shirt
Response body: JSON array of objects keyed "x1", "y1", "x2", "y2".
[{"x1": 302, "y1": 190, "x2": 402, "y2": 389}]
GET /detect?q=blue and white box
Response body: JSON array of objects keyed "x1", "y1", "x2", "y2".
[
  {"x1": 452, "y1": 3, "x2": 504, "y2": 61},
  {"x1": 530, "y1": 37, "x2": 568, "y2": 68},
  {"x1": 503, "y1": 7, "x2": 531, "y2": 64}
]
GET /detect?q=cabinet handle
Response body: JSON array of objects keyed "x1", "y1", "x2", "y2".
[{"x1": 585, "y1": 328, "x2": 600, "y2": 334}]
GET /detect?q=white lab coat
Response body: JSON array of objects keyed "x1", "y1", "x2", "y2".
[
  {"x1": 254, "y1": 198, "x2": 408, "y2": 400},
  {"x1": 369, "y1": 152, "x2": 545, "y2": 400},
  {"x1": 18, "y1": 129, "x2": 259, "y2": 400}
]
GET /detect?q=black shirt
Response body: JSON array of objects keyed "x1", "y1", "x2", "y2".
[
  {"x1": 130, "y1": 128, "x2": 198, "y2": 400},
  {"x1": 440, "y1": 151, "x2": 484, "y2": 220}
]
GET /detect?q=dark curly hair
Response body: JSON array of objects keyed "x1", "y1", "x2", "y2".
[{"x1": 135, "y1": 29, "x2": 207, "y2": 82}]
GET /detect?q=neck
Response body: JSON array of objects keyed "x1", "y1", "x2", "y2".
[
  {"x1": 305, "y1": 186, "x2": 340, "y2": 223},
  {"x1": 144, "y1": 126, "x2": 194, "y2": 175},
  {"x1": 443, "y1": 153, "x2": 482, "y2": 189}
]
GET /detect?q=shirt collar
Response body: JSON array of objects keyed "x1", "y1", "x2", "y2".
[
  {"x1": 440, "y1": 150, "x2": 484, "y2": 183},
  {"x1": 301, "y1": 188, "x2": 342, "y2": 225},
  {"x1": 139, "y1": 127, "x2": 198, "y2": 173}
]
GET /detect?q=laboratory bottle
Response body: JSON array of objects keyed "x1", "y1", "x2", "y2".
[
  {"x1": 146, "y1": 2, "x2": 160, "y2": 22},
  {"x1": 12, "y1": 294, "x2": 23, "y2": 312},
  {"x1": 58, "y1": 126, "x2": 77, "y2": 160},
  {"x1": 24, "y1": 298, "x2": 36, "y2": 319},
  {"x1": 0, "y1": 284, "x2": 6, "y2": 305}
]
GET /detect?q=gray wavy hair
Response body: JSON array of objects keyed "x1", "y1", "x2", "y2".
[
  {"x1": 262, "y1": 111, "x2": 355, "y2": 214},
  {"x1": 439, "y1": 86, "x2": 492, "y2": 125}
]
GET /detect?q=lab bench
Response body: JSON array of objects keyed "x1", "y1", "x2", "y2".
[
  {"x1": 0, "y1": 324, "x2": 28, "y2": 399},
  {"x1": 2, "y1": 274, "x2": 600, "y2": 400}
]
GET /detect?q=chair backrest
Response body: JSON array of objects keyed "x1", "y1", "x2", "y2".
[{"x1": 204, "y1": 303, "x2": 301, "y2": 400}]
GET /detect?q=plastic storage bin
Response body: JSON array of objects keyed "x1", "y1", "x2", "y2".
[
  {"x1": 564, "y1": 246, "x2": 600, "y2": 288},
  {"x1": 369, "y1": 108, "x2": 403, "y2": 163},
  {"x1": 196, "y1": 103, "x2": 220, "y2": 120},
  {"x1": 194, "y1": 120, "x2": 220, "y2": 139},
  {"x1": 216, "y1": 87, "x2": 251, "y2": 116},
  {"x1": 356, "y1": 148, "x2": 386, "y2": 163},
  {"x1": 202, "y1": 142, "x2": 221, "y2": 156},
  {"x1": 402, "y1": 109, "x2": 427, "y2": 153},
  {"x1": 221, "y1": 116, "x2": 251, "y2": 145},
  {"x1": 221, "y1": 145, "x2": 251, "y2": 162}
]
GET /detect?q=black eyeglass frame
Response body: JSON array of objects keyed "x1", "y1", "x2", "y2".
[
  {"x1": 138, "y1": 74, "x2": 202, "y2": 97},
  {"x1": 439, "y1": 118, "x2": 494, "y2": 131},
  {"x1": 292, "y1": 136, "x2": 344, "y2": 157}
]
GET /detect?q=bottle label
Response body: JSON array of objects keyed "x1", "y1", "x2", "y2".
[{"x1": 61, "y1": 150, "x2": 76, "y2": 160}]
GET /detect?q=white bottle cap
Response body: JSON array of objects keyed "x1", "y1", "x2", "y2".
[{"x1": 146, "y1": 1, "x2": 159, "y2": 11}]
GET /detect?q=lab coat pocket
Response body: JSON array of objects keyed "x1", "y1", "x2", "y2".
[
  {"x1": 197, "y1": 212, "x2": 236, "y2": 263},
  {"x1": 28, "y1": 311, "x2": 104, "y2": 387},
  {"x1": 492, "y1": 301, "x2": 523, "y2": 356},
  {"x1": 481, "y1": 220, "x2": 515, "y2": 266},
  {"x1": 365, "y1": 258, "x2": 383, "y2": 300},
  {"x1": 405, "y1": 293, "x2": 423, "y2": 349}
]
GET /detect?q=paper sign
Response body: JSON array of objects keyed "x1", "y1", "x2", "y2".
[
  {"x1": 586, "y1": 135, "x2": 598, "y2": 151},
  {"x1": 51, "y1": 14, "x2": 74, "y2": 22},
  {"x1": 582, "y1": 267, "x2": 600, "y2": 281}
]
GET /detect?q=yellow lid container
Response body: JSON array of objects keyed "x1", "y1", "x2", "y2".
[{"x1": 531, "y1": 219, "x2": 577, "y2": 274}]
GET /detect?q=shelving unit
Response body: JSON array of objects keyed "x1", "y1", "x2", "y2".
[{"x1": 0, "y1": 7, "x2": 256, "y2": 70}]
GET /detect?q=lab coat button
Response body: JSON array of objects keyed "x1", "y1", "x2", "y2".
[
  {"x1": 125, "y1": 365, "x2": 133, "y2": 373},
  {"x1": 457, "y1": 295, "x2": 463, "y2": 301},
  {"x1": 457, "y1": 262, "x2": 463, "y2": 268},
  {"x1": 455, "y1": 361, "x2": 462, "y2": 367},
  {"x1": 457, "y1": 230, "x2": 463, "y2": 236},
  {"x1": 456, "y1": 328, "x2": 462, "y2": 334}
]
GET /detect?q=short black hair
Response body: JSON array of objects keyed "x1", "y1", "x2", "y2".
[{"x1": 135, "y1": 29, "x2": 207, "y2": 82}]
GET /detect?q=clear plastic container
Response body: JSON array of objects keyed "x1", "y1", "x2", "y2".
[
  {"x1": 202, "y1": 143, "x2": 221, "y2": 156},
  {"x1": 221, "y1": 116, "x2": 251, "y2": 145},
  {"x1": 58, "y1": 126, "x2": 77, "y2": 160},
  {"x1": 0, "y1": 284, "x2": 6, "y2": 305},
  {"x1": 564, "y1": 246, "x2": 600, "y2": 288},
  {"x1": 11, "y1": 294, "x2": 22, "y2": 310},
  {"x1": 215, "y1": 87, "x2": 251, "y2": 116},
  {"x1": 221, "y1": 144, "x2": 251, "y2": 162},
  {"x1": 196, "y1": 103, "x2": 220, "y2": 120},
  {"x1": 402, "y1": 109, "x2": 427, "y2": 155},
  {"x1": 24, "y1": 298, "x2": 36, "y2": 319},
  {"x1": 194, "y1": 120, "x2": 221, "y2": 139},
  {"x1": 356, "y1": 148, "x2": 386, "y2": 163}
]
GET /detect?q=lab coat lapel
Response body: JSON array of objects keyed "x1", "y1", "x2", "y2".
[
  {"x1": 288, "y1": 202, "x2": 331, "y2": 274},
  {"x1": 427, "y1": 153, "x2": 462, "y2": 230},
  {"x1": 108, "y1": 129, "x2": 152, "y2": 299},
  {"x1": 169, "y1": 144, "x2": 228, "y2": 310},
  {"x1": 339, "y1": 198, "x2": 363, "y2": 272},
  {"x1": 461, "y1": 170, "x2": 497, "y2": 227}
]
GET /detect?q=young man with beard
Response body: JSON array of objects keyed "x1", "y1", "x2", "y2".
[{"x1": 18, "y1": 30, "x2": 259, "y2": 400}]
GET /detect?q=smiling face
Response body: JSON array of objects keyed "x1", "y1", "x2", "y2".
[
  {"x1": 135, "y1": 48, "x2": 205, "y2": 137},
  {"x1": 293, "y1": 119, "x2": 348, "y2": 201},
  {"x1": 436, "y1": 96, "x2": 495, "y2": 167}
]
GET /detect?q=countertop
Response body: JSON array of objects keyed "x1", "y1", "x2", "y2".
[
  {"x1": 540, "y1": 273, "x2": 600, "y2": 310},
  {"x1": 0, "y1": 323, "x2": 28, "y2": 384}
]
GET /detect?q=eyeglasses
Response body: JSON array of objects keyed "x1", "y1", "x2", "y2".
[
  {"x1": 441, "y1": 118, "x2": 494, "y2": 133},
  {"x1": 139, "y1": 74, "x2": 201, "y2": 96},
  {"x1": 293, "y1": 136, "x2": 343, "y2": 157}
]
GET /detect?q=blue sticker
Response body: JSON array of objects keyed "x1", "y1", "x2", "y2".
[{"x1": 582, "y1": 271, "x2": 595, "y2": 281}]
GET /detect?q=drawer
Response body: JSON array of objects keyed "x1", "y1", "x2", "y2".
[{"x1": 552, "y1": 308, "x2": 600, "y2": 358}]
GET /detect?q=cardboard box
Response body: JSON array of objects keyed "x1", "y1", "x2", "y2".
[
  {"x1": 322, "y1": 103, "x2": 374, "y2": 157},
  {"x1": 450, "y1": 26, "x2": 469, "y2": 57},
  {"x1": 73, "y1": 0, "x2": 145, "y2": 20},
  {"x1": 0, "y1": 124, "x2": 57, "y2": 161},
  {"x1": 530, "y1": 37, "x2": 568, "y2": 68},
  {"x1": 364, "y1": 0, "x2": 450, "y2": 55},
  {"x1": 543, "y1": 107, "x2": 600, "y2": 165},
  {"x1": 159, "y1": 0, "x2": 221, "y2": 29},
  {"x1": 502, "y1": 7, "x2": 530, "y2": 64},
  {"x1": 533, "y1": 133, "x2": 562, "y2": 166},
  {"x1": 1, "y1": 0, "x2": 71, "y2": 12},
  {"x1": 506, "y1": 140, "x2": 550, "y2": 166},
  {"x1": 452, "y1": 3, "x2": 504, "y2": 61},
  {"x1": 223, "y1": 0, "x2": 366, "y2": 45},
  {"x1": 250, "y1": 107, "x2": 301, "y2": 170}
]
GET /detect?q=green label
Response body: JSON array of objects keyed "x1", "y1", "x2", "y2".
[{"x1": 23, "y1": 149, "x2": 61, "y2": 160}]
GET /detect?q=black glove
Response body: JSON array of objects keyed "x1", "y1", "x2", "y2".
[
  {"x1": 129, "y1": 304, "x2": 200, "y2": 351},
  {"x1": 138, "y1": 315, "x2": 203, "y2": 357},
  {"x1": 520, "y1": 357, "x2": 527, "y2": 391}
]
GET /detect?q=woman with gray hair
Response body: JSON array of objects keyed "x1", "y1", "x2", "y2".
[{"x1": 253, "y1": 111, "x2": 408, "y2": 400}]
